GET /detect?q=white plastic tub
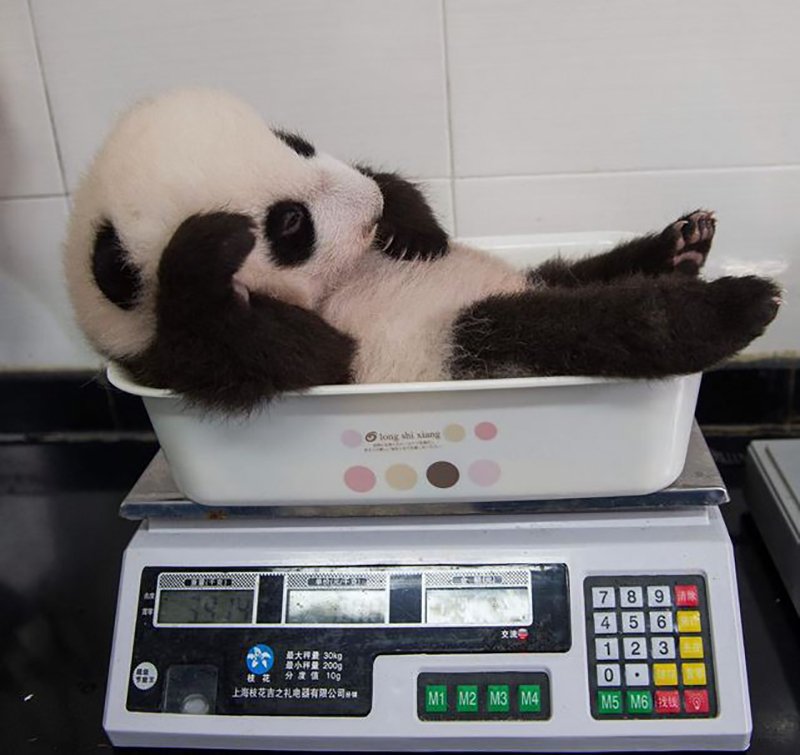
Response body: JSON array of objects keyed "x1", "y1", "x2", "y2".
[{"x1": 107, "y1": 233, "x2": 702, "y2": 507}]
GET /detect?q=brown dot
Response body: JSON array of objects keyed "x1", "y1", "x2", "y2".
[{"x1": 426, "y1": 461, "x2": 460, "y2": 489}]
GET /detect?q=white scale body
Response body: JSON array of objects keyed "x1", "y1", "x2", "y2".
[{"x1": 105, "y1": 484, "x2": 751, "y2": 751}]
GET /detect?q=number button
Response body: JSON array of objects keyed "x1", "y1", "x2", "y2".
[
  {"x1": 647, "y1": 585, "x2": 672, "y2": 607},
  {"x1": 651, "y1": 636, "x2": 676, "y2": 659},
  {"x1": 592, "y1": 587, "x2": 616, "y2": 609},
  {"x1": 593, "y1": 612, "x2": 618, "y2": 634},
  {"x1": 619, "y1": 586, "x2": 643, "y2": 608},
  {"x1": 624, "y1": 663, "x2": 650, "y2": 686},
  {"x1": 595, "y1": 637, "x2": 620, "y2": 661},
  {"x1": 623, "y1": 637, "x2": 647, "y2": 660},
  {"x1": 649, "y1": 610, "x2": 674, "y2": 633},
  {"x1": 621, "y1": 611, "x2": 645, "y2": 633},
  {"x1": 597, "y1": 664, "x2": 621, "y2": 687}
]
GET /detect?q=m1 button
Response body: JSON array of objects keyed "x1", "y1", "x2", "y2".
[{"x1": 424, "y1": 685, "x2": 447, "y2": 713}]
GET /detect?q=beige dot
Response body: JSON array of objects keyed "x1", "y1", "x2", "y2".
[
  {"x1": 385, "y1": 464, "x2": 418, "y2": 491},
  {"x1": 444, "y1": 423, "x2": 466, "y2": 442}
]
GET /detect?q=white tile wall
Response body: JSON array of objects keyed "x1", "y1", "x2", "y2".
[
  {"x1": 0, "y1": 197, "x2": 99, "y2": 368},
  {"x1": 0, "y1": 0, "x2": 62, "y2": 198},
  {"x1": 30, "y1": 0, "x2": 450, "y2": 191},
  {"x1": 445, "y1": 0, "x2": 800, "y2": 177},
  {"x1": 0, "y1": 0, "x2": 797, "y2": 368}
]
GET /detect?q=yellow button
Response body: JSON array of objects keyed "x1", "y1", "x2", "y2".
[
  {"x1": 680, "y1": 636, "x2": 704, "y2": 659},
  {"x1": 653, "y1": 663, "x2": 678, "y2": 686},
  {"x1": 682, "y1": 662, "x2": 707, "y2": 686},
  {"x1": 677, "y1": 610, "x2": 702, "y2": 633}
]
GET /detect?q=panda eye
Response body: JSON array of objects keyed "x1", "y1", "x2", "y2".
[
  {"x1": 278, "y1": 205, "x2": 304, "y2": 236},
  {"x1": 265, "y1": 201, "x2": 316, "y2": 267}
]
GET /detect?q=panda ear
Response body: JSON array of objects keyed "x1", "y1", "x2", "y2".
[{"x1": 92, "y1": 221, "x2": 142, "y2": 309}]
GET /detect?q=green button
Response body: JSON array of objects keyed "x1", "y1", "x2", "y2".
[
  {"x1": 456, "y1": 685, "x2": 479, "y2": 713},
  {"x1": 425, "y1": 685, "x2": 447, "y2": 713},
  {"x1": 597, "y1": 689, "x2": 623, "y2": 715},
  {"x1": 518, "y1": 684, "x2": 542, "y2": 713},
  {"x1": 487, "y1": 685, "x2": 510, "y2": 713},
  {"x1": 626, "y1": 690, "x2": 653, "y2": 714}
]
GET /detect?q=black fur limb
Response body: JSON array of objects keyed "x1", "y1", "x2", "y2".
[
  {"x1": 356, "y1": 165, "x2": 449, "y2": 260},
  {"x1": 450, "y1": 274, "x2": 780, "y2": 380},
  {"x1": 531, "y1": 210, "x2": 716, "y2": 287},
  {"x1": 122, "y1": 212, "x2": 355, "y2": 413}
]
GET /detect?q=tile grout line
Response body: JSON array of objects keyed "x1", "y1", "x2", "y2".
[
  {"x1": 454, "y1": 163, "x2": 800, "y2": 182},
  {"x1": 440, "y1": 0, "x2": 458, "y2": 234},
  {"x1": 0, "y1": 192, "x2": 68, "y2": 203},
  {"x1": 26, "y1": 0, "x2": 69, "y2": 196}
]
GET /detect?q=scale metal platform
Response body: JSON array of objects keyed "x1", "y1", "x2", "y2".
[{"x1": 105, "y1": 425, "x2": 751, "y2": 751}]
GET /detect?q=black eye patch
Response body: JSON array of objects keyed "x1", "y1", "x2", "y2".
[
  {"x1": 272, "y1": 129, "x2": 315, "y2": 158},
  {"x1": 91, "y1": 221, "x2": 141, "y2": 309},
  {"x1": 264, "y1": 201, "x2": 316, "y2": 267}
]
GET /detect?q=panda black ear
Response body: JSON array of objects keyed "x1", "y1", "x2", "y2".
[{"x1": 92, "y1": 221, "x2": 142, "y2": 310}]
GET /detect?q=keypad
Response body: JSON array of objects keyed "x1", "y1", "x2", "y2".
[{"x1": 584, "y1": 575, "x2": 716, "y2": 719}]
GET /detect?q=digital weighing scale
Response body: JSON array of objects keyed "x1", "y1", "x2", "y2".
[{"x1": 105, "y1": 425, "x2": 751, "y2": 751}]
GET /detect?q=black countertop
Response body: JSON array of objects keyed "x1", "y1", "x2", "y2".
[{"x1": 1, "y1": 441, "x2": 799, "y2": 754}]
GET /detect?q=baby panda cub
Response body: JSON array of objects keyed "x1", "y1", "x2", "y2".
[{"x1": 66, "y1": 89, "x2": 780, "y2": 412}]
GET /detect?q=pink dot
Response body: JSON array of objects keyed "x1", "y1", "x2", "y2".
[
  {"x1": 475, "y1": 422, "x2": 498, "y2": 441},
  {"x1": 468, "y1": 460, "x2": 502, "y2": 487},
  {"x1": 344, "y1": 466, "x2": 376, "y2": 493},
  {"x1": 341, "y1": 429, "x2": 362, "y2": 448}
]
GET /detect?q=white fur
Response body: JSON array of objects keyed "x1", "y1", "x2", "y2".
[
  {"x1": 65, "y1": 88, "x2": 381, "y2": 359},
  {"x1": 321, "y1": 243, "x2": 531, "y2": 382}
]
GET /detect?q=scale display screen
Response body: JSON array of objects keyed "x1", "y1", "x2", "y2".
[
  {"x1": 157, "y1": 590, "x2": 254, "y2": 624},
  {"x1": 153, "y1": 566, "x2": 534, "y2": 628}
]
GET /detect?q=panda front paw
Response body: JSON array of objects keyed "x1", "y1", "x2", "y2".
[
  {"x1": 356, "y1": 165, "x2": 449, "y2": 261},
  {"x1": 158, "y1": 212, "x2": 255, "y2": 299},
  {"x1": 376, "y1": 222, "x2": 449, "y2": 261}
]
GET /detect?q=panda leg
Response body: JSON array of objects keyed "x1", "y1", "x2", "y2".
[
  {"x1": 122, "y1": 212, "x2": 356, "y2": 413},
  {"x1": 531, "y1": 210, "x2": 715, "y2": 287},
  {"x1": 450, "y1": 273, "x2": 779, "y2": 380}
]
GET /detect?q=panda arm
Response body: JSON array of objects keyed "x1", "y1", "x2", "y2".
[
  {"x1": 530, "y1": 211, "x2": 716, "y2": 287},
  {"x1": 121, "y1": 212, "x2": 356, "y2": 413},
  {"x1": 449, "y1": 274, "x2": 779, "y2": 380},
  {"x1": 355, "y1": 166, "x2": 449, "y2": 261}
]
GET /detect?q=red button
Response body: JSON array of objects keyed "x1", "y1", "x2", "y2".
[
  {"x1": 675, "y1": 584, "x2": 699, "y2": 607},
  {"x1": 683, "y1": 689, "x2": 710, "y2": 714},
  {"x1": 655, "y1": 690, "x2": 681, "y2": 714}
]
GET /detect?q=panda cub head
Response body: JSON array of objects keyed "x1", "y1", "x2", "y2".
[{"x1": 64, "y1": 88, "x2": 383, "y2": 366}]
